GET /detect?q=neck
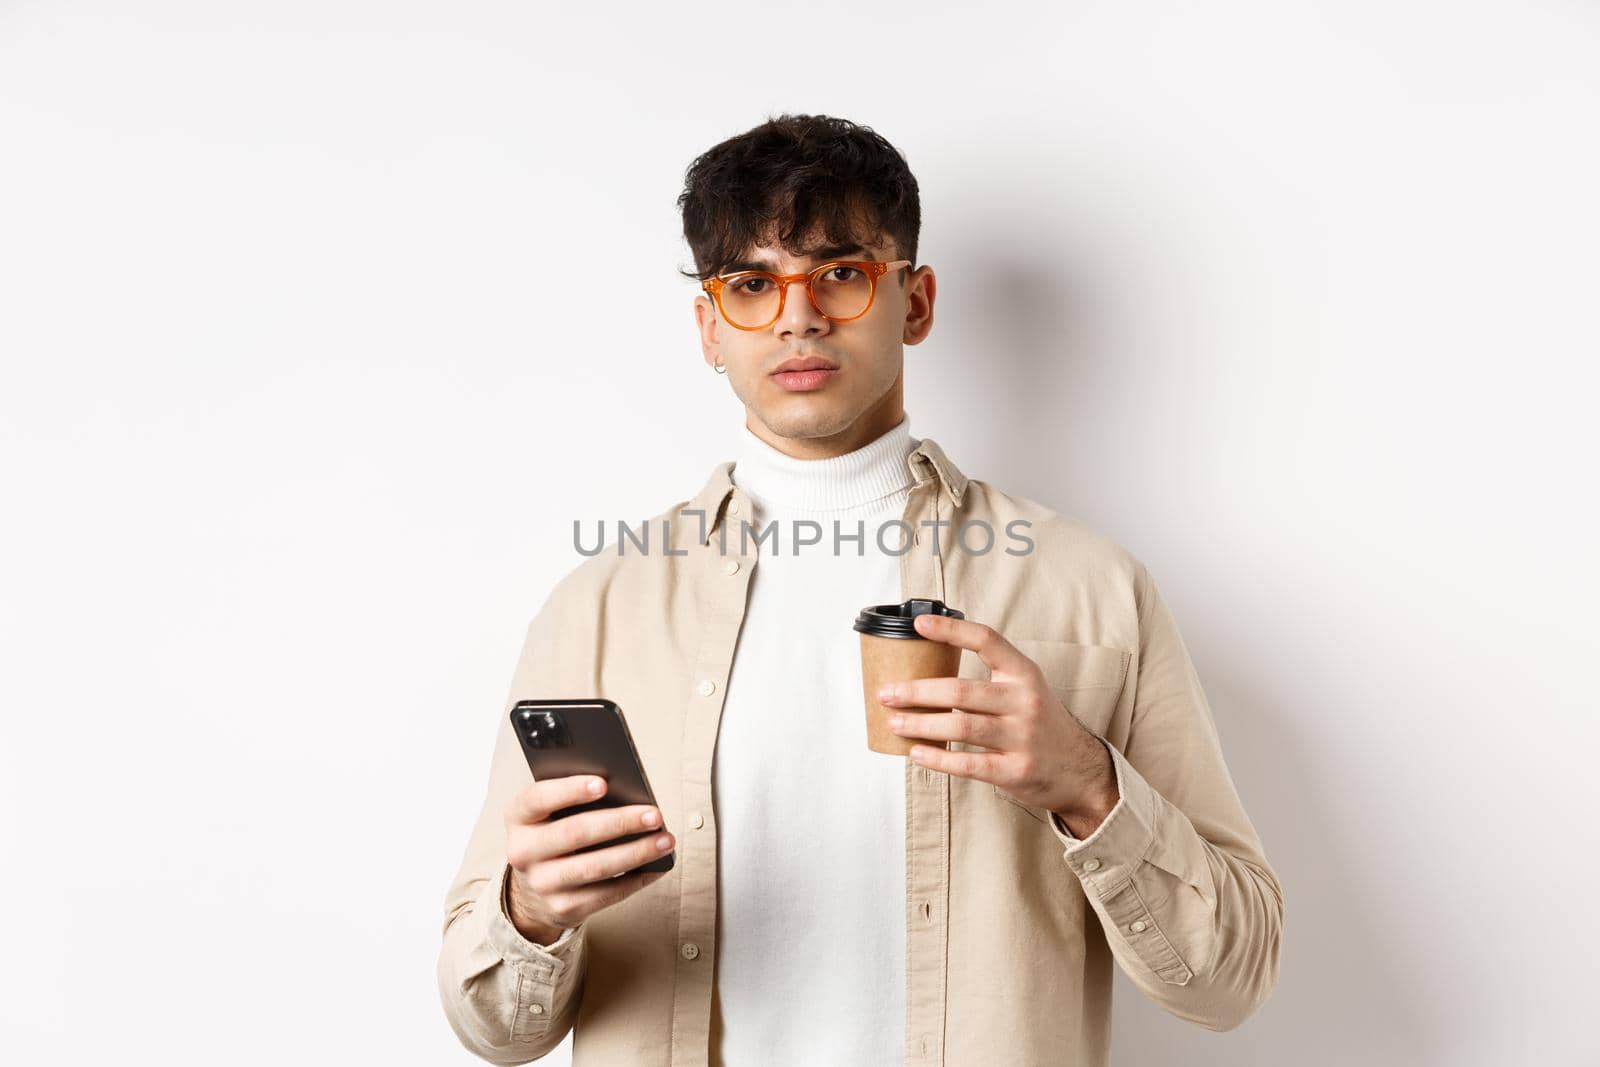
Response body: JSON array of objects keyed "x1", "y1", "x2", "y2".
[{"x1": 743, "y1": 380, "x2": 906, "y2": 460}]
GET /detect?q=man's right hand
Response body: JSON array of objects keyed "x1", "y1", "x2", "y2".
[{"x1": 501, "y1": 775, "x2": 675, "y2": 946}]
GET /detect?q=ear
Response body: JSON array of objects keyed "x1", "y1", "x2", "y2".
[
  {"x1": 695, "y1": 295, "x2": 722, "y2": 367},
  {"x1": 902, "y1": 266, "x2": 936, "y2": 345}
]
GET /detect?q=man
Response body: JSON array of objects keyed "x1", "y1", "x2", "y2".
[{"x1": 438, "y1": 113, "x2": 1283, "y2": 1066}]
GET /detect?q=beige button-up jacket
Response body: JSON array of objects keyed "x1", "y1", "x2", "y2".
[{"x1": 437, "y1": 436, "x2": 1284, "y2": 1066}]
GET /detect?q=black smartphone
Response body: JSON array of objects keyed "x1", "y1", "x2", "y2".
[{"x1": 509, "y1": 698, "x2": 674, "y2": 874}]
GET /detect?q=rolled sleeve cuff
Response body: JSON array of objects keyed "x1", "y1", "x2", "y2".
[
  {"x1": 482, "y1": 863, "x2": 585, "y2": 979},
  {"x1": 1048, "y1": 739, "x2": 1158, "y2": 893}
]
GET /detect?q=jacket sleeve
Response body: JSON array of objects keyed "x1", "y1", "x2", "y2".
[
  {"x1": 437, "y1": 610, "x2": 590, "y2": 1063},
  {"x1": 1048, "y1": 563, "x2": 1285, "y2": 1032}
]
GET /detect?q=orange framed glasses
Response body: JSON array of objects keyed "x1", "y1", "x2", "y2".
[{"x1": 701, "y1": 259, "x2": 912, "y2": 331}]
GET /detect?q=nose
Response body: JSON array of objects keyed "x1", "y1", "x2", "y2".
[{"x1": 772, "y1": 276, "x2": 831, "y2": 340}]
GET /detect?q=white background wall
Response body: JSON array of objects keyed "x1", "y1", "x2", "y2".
[{"x1": 3, "y1": 1, "x2": 1597, "y2": 1063}]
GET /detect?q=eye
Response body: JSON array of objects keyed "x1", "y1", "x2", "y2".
[
  {"x1": 822, "y1": 265, "x2": 861, "y2": 283},
  {"x1": 733, "y1": 276, "x2": 771, "y2": 295}
]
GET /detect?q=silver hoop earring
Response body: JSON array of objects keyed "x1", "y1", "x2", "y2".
[{"x1": 713, "y1": 361, "x2": 727, "y2": 374}]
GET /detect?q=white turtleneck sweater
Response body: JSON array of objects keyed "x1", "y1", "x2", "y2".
[{"x1": 712, "y1": 415, "x2": 919, "y2": 1067}]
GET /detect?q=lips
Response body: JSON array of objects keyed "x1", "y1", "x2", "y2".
[{"x1": 771, "y1": 355, "x2": 838, "y2": 375}]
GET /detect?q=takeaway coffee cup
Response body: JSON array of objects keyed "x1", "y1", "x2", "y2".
[{"x1": 853, "y1": 598, "x2": 966, "y2": 756}]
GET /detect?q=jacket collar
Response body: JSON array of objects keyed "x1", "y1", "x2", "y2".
[{"x1": 687, "y1": 435, "x2": 969, "y2": 546}]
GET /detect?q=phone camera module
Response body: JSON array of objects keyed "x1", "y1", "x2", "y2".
[{"x1": 520, "y1": 708, "x2": 574, "y2": 749}]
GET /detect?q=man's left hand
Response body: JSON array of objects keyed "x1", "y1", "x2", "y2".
[{"x1": 883, "y1": 612, "x2": 1120, "y2": 838}]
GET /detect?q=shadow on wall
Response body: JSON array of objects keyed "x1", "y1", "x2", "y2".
[
  {"x1": 946, "y1": 246, "x2": 1096, "y2": 475},
  {"x1": 1114, "y1": 649, "x2": 1428, "y2": 1062},
  {"x1": 939, "y1": 233, "x2": 1142, "y2": 535}
]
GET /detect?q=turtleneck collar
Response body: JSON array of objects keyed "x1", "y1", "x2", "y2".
[{"x1": 731, "y1": 415, "x2": 918, "y2": 513}]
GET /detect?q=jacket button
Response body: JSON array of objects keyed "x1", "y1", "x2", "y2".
[
  {"x1": 690, "y1": 812, "x2": 705, "y2": 829},
  {"x1": 1082, "y1": 858, "x2": 1101, "y2": 872},
  {"x1": 681, "y1": 942, "x2": 701, "y2": 960},
  {"x1": 529, "y1": 1004, "x2": 545, "y2": 1015},
  {"x1": 697, "y1": 679, "x2": 716, "y2": 696},
  {"x1": 1130, "y1": 920, "x2": 1148, "y2": 933},
  {"x1": 727, "y1": 500, "x2": 740, "y2": 515},
  {"x1": 722, "y1": 560, "x2": 740, "y2": 575}
]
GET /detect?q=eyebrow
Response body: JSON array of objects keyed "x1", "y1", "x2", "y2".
[{"x1": 726, "y1": 245, "x2": 875, "y2": 274}]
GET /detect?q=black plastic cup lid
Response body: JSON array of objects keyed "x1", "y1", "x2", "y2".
[{"x1": 853, "y1": 598, "x2": 965, "y2": 639}]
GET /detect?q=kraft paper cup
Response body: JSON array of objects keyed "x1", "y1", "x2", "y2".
[{"x1": 854, "y1": 598, "x2": 966, "y2": 756}]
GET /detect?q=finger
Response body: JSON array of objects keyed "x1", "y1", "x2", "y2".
[
  {"x1": 880, "y1": 675, "x2": 1009, "y2": 715},
  {"x1": 534, "y1": 830, "x2": 676, "y2": 895},
  {"x1": 506, "y1": 774, "x2": 606, "y2": 826},
  {"x1": 889, "y1": 708, "x2": 1011, "y2": 749},
  {"x1": 544, "y1": 867, "x2": 670, "y2": 927},
  {"x1": 906, "y1": 740, "x2": 1001, "y2": 785},
  {"x1": 525, "y1": 804, "x2": 664, "y2": 864},
  {"x1": 910, "y1": 613, "x2": 1034, "y2": 678}
]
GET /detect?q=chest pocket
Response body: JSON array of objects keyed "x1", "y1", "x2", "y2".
[{"x1": 978, "y1": 637, "x2": 1131, "y2": 824}]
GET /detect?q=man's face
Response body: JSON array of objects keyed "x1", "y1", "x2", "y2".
[{"x1": 694, "y1": 227, "x2": 935, "y2": 457}]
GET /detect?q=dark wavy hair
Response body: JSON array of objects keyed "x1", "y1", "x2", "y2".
[{"x1": 676, "y1": 113, "x2": 920, "y2": 288}]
